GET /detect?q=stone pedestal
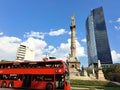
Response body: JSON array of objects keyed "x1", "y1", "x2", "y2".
[
  {"x1": 97, "y1": 60, "x2": 105, "y2": 80},
  {"x1": 98, "y1": 69, "x2": 105, "y2": 80},
  {"x1": 83, "y1": 70, "x2": 88, "y2": 77},
  {"x1": 66, "y1": 57, "x2": 80, "y2": 78}
]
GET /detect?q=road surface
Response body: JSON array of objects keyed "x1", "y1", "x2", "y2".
[{"x1": 0, "y1": 88, "x2": 92, "y2": 90}]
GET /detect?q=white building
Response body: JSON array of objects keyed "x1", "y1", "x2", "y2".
[{"x1": 16, "y1": 44, "x2": 35, "y2": 62}]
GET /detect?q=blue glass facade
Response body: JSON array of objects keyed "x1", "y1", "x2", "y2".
[{"x1": 86, "y1": 7, "x2": 113, "y2": 66}]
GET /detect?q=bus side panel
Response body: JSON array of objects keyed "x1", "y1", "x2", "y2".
[
  {"x1": 31, "y1": 81, "x2": 45, "y2": 89},
  {"x1": 67, "y1": 83, "x2": 71, "y2": 90},
  {"x1": 31, "y1": 81, "x2": 55, "y2": 89},
  {"x1": 13, "y1": 80, "x2": 22, "y2": 88},
  {"x1": 0, "y1": 80, "x2": 2, "y2": 87},
  {"x1": 64, "y1": 82, "x2": 71, "y2": 90}
]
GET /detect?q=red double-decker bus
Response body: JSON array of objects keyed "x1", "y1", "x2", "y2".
[{"x1": 0, "y1": 60, "x2": 70, "y2": 90}]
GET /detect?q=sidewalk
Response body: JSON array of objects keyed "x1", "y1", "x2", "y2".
[
  {"x1": 71, "y1": 87, "x2": 104, "y2": 90},
  {"x1": 71, "y1": 87, "x2": 89, "y2": 90}
]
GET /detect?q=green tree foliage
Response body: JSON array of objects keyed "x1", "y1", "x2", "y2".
[
  {"x1": 103, "y1": 64, "x2": 120, "y2": 82},
  {"x1": 0, "y1": 59, "x2": 10, "y2": 62}
]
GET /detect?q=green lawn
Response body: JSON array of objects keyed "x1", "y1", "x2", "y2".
[{"x1": 70, "y1": 80, "x2": 120, "y2": 90}]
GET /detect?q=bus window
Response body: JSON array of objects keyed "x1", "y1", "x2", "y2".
[
  {"x1": 0, "y1": 65, "x2": 3, "y2": 68},
  {"x1": 0, "y1": 74, "x2": 23, "y2": 80}
]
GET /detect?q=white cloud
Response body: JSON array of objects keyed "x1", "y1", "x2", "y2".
[
  {"x1": 0, "y1": 36, "x2": 21, "y2": 60},
  {"x1": 48, "y1": 45, "x2": 54, "y2": 50},
  {"x1": 24, "y1": 31, "x2": 45, "y2": 39},
  {"x1": 49, "y1": 29, "x2": 67, "y2": 36},
  {"x1": 0, "y1": 35, "x2": 48, "y2": 61},
  {"x1": 76, "y1": 39, "x2": 86, "y2": 57},
  {"x1": 109, "y1": 18, "x2": 120, "y2": 24},
  {"x1": 22, "y1": 37, "x2": 47, "y2": 50},
  {"x1": 24, "y1": 29, "x2": 67, "y2": 39},
  {"x1": 112, "y1": 18, "x2": 120, "y2": 30},
  {"x1": 21, "y1": 37, "x2": 47, "y2": 59},
  {"x1": 0, "y1": 32, "x2": 86, "y2": 62},
  {"x1": 50, "y1": 38, "x2": 86, "y2": 60},
  {"x1": 68, "y1": 31, "x2": 71, "y2": 35},
  {"x1": 0, "y1": 35, "x2": 54, "y2": 61},
  {"x1": 116, "y1": 18, "x2": 120, "y2": 23},
  {"x1": 114, "y1": 25, "x2": 120, "y2": 30},
  {"x1": 81, "y1": 38, "x2": 86, "y2": 43},
  {"x1": 109, "y1": 18, "x2": 120, "y2": 31},
  {"x1": 111, "y1": 50, "x2": 120, "y2": 63},
  {"x1": 0, "y1": 32, "x2": 3, "y2": 35}
]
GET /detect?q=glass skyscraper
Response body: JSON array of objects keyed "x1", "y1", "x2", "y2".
[{"x1": 86, "y1": 7, "x2": 113, "y2": 66}]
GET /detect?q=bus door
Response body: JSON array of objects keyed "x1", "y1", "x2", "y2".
[
  {"x1": 56, "y1": 74, "x2": 64, "y2": 90},
  {"x1": 22, "y1": 74, "x2": 32, "y2": 88}
]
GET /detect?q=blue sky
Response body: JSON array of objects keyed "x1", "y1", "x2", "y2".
[{"x1": 0, "y1": 0, "x2": 120, "y2": 66}]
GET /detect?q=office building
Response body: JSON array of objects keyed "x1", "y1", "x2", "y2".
[
  {"x1": 86, "y1": 7, "x2": 113, "y2": 66},
  {"x1": 16, "y1": 44, "x2": 35, "y2": 62}
]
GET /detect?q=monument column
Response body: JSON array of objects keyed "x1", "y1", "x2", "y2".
[
  {"x1": 70, "y1": 16, "x2": 76, "y2": 57},
  {"x1": 66, "y1": 16, "x2": 81, "y2": 78}
]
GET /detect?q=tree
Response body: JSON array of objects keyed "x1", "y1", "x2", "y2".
[
  {"x1": 0, "y1": 59, "x2": 10, "y2": 62},
  {"x1": 103, "y1": 64, "x2": 120, "y2": 82}
]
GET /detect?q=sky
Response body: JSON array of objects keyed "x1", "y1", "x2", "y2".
[{"x1": 0, "y1": 0, "x2": 120, "y2": 67}]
